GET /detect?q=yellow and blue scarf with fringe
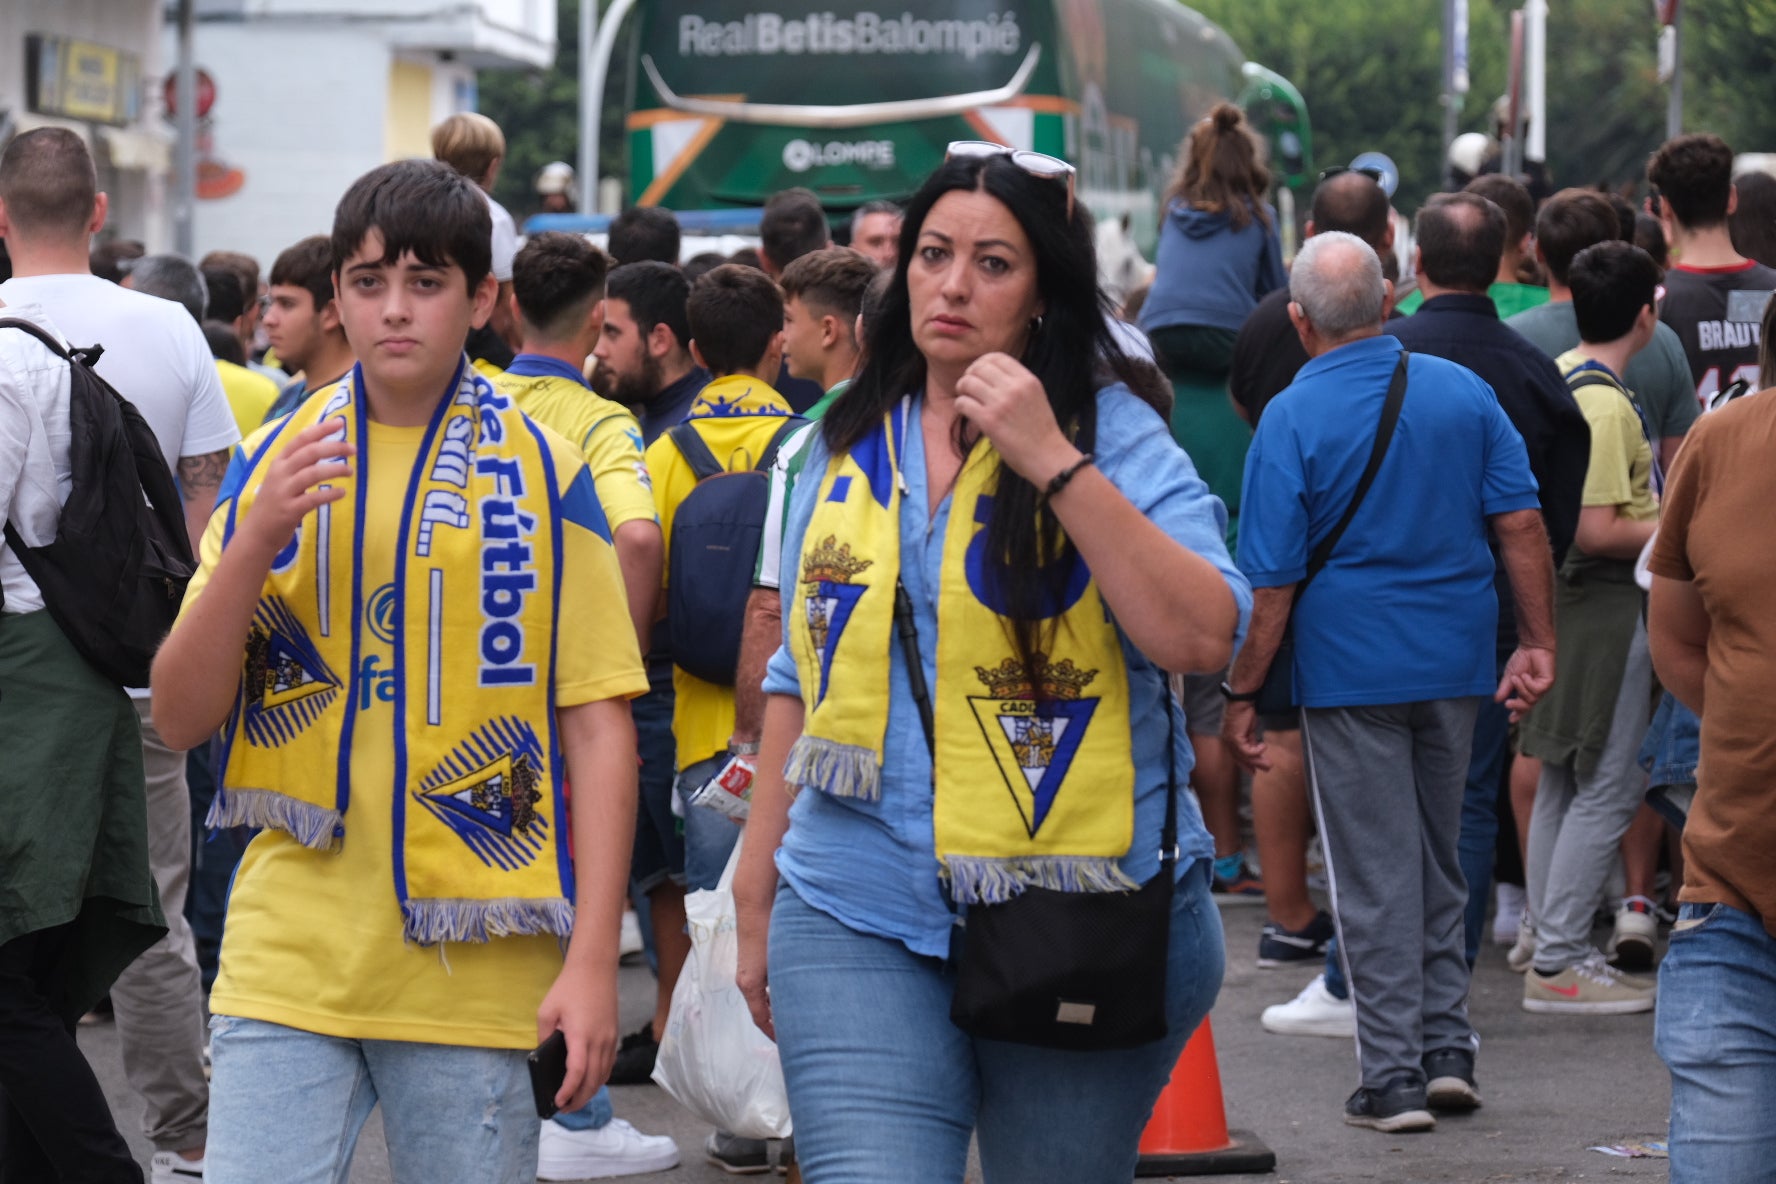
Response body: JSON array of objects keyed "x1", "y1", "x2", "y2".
[
  {"x1": 209, "y1": 359, "x2": 604, "y2": 945},
  {"x1": 784, "y1": 402, "x2": 1136, "y2": 904}
]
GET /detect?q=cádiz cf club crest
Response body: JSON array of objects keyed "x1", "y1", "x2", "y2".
[
  {"x1": 414, "y1": 717, "x2": 549, "y2": 870},
  {"x1": 969, "y1": 654, "x2": 1101, "y2": 838},
  {"x1": 241, "y1": 597, "x2": 342, "y2": 747},
  {"x1": 800, "y1": 534, "x2": 872, "y2": 706}
]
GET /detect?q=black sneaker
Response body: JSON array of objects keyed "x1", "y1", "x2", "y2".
[
  {"x1": 1344, "y1": 1075, "x2": 1435, "y2": 1133},
  {"x1": 606, "y1": 1023, "x2": 659, "y2": 1085},
  {"x1": 1257, "y1": 910, "x2": 1335, "y2": 968},
  {"x1": 1422, "y1": 1047, "x2": 1482, "y2": 1111}
]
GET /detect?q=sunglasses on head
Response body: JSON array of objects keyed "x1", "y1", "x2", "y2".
[
  {"x1": 945, "y1": 141, "x2": 1077, "y2": 219},
  {"x1": 1318, "y1": 165, "x2": 1386, "y2": 185}
]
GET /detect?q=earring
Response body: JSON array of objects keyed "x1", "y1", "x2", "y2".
[{"x1": 1031, "y1": 314, "x2": 1044, "y2": 335}]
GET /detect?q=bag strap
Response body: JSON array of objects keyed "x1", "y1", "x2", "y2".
[
  {"x1": 758, "y1": 417, "x2": 807, "y2": 471},
  {"x1": 666, "y1": 421, "x2": 725, "y2": 482},
  {"x1": 1566, "y1": 367, "x2": 1665, "y2": 495},
  {"x1": 1300, "y1": 348, "x2": 1409, "y2": 592},
  {"x1": 893, "y1": 577, "x2": 1180, "y2": 866}
]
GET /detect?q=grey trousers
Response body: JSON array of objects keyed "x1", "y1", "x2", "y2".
[
  {"x1": 112, "y1": 702, "x2": 210, "y2": 1150},
  {"x1": 1525, "y1": 619, "x2": 1654, "y2": 972},
  {"x1": 1302, "y1": 698, "x2": 1480, "y2": 1090}
]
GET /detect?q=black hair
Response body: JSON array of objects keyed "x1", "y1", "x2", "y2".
[
  {"x1": 686, "y1": 263, "x2": 784, "y2": 376},
  {"x1": 1415, "y1": 193, "x2": 1506, "y2": 293},
  {"x1": 1729, "y1": 170, "x2": 1776, "y2": 270},
  {"x1": 1634, "y1": 214, "x2": 1670, "y2": 271},
  {"x1": 330, "y1": 159, "x2": 491, "y2": 292},
  {"x1": 1310, "y1": 172, "x2": 1390, "y2": 249},
  {"x1": 1462, "y1": 174, "x2": 1535, "y2": 250},
  {"x1": 202, "y1": 266, "x2": 247, "y2": 324},
  {"x1": 1606, "y1": 193, "x2": 1638, "y2": 242},
  {"x1": 607, "y1": 206, "x2": 681, "y2": 265},
  {"x1": 202, "y1": 319, "x2": 246, "y2": 366},
  {"x1": 682, "y1": 251, "x2": 727, "y2": 285},
  {"x1": 1647, "y1": 134, "x2": 1736, "y2": 230},
  {"x1": 605, "y1": 261, "x2": 691, "y2": 352},
  {"x1": 270, "y1": 235, "x2": 335, "y2": 314},
  {"x1": 761, "y1": 188, "x2": 830, "y2": 271},
  {"x1": 90, "y1": 238, "x2": 145, "y2": 283},
  {"x1": 1570, "y1": 241, "x2": 1661, "y2": 344},
  {"x1": 511, "y1": 231, "x2": 609, "y2": 338},
  {"x1": 824, "y1": 154, "x2": 1159, "y2": 688},
  {"x1": 1533, "y1": 189, "x2": 1621, "y2": 285}
]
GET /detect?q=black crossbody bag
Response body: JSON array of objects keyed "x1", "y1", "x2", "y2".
[
  {"x1": 892, "y1": 581, "x2": 1182, "y2": 1051},
  {"x1": 1254, "y1": 350, "x2": 1409, "y2": 716}
]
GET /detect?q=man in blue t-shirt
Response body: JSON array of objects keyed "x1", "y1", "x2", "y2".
[{"x1": 1223, "y1": 232, "x2": 1557, "y2": 1134}]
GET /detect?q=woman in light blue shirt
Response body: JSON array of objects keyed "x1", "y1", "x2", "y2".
[{"x1": 732, "y1": 150, "x2": 1252, "y2": 1184}]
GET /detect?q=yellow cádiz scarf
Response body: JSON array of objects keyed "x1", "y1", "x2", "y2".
[
  {"x1": 209, "y1": 359, "x2": 591, "y2": 945},
  {"x1": 784, "y1": 402, "x2": 1136, "y2": 904}
]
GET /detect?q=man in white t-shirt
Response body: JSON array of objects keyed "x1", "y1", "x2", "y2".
[{"x1": 0, "y1": 127, "x2": 238, "y2": 1184}]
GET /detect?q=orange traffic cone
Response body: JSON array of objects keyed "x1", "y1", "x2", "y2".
[{"x1": 1135, "y1": 1019, "x2": 1275, "y2": 1177}]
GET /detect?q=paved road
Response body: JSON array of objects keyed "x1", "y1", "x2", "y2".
[{"x1": 85, "y1": 902, "x2": 1670, "y2": 1182}]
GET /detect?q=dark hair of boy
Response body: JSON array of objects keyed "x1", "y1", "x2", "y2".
[
  {"x1": 1647, "y1": 133, "x2": 1736, "y2": 229},
  {"x1": 1605, "y1": 193, "x2": 1638, "y2": 242},
  {"x1": 203, "y1": 266, "x2": 247, "y2": 325},
  {"x1": 605, "y1": 261, "x2": 692, "y2": 352},
  {"x1": 330, "y1": 159, "x2": 491, "y2": 292},
  {"x1": 512, "y1": 232, "x2": 609, "y2": 338},
  {"x1": 1728, "y1": 170, "x2": 1776, "y2": 270},
  {"x1": 607, "y1": 206, "x2": 681, "y2": 265},
  {"x1": 1633, "y1": 214, "x2": 1670, "y2": 271},
  {"x1": 681, "y1": 251, "x2": 726, "y2": 285},
  {"x1": 1415, "y1": 192, "x2": 1506, "y2": 292},
  {"x1": 687, "y1": 263, "x2": 784, "y2": 376},
  {"x1": 0, "y1": 128, "x2": 96, "y2": 238},
  {"x1": 1463, "y1": 174, "x2": 1535, "y2": 252},
  {"x1": 759, "y1": 187, "x2": 830, "y2": 273},
  {"x1": 202, "y1": 319, "x2": 247, "y2": 366},
  {"x1": 727, "y1": 247, "x2": 763, "y2": 271},
  {"x1": 1570, "y1": 242, "x2": 1661, "y2": 344},
  {"x1": 270, "y1": 234, "x2": 335, "y2": 314},
  {"x1": 202, "y1": 249, "x2": 261, "y2": 305},
  {"x1": 1533, "y1": 189, "x2": 1621, "y2": 286},
  {"x1": 779, "y1": 247, "x2": 877, "y2": 327}
]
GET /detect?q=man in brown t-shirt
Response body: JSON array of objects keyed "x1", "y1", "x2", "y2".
[{"x1": 1646, "y1": 381, "x2": 1776, "y2": 1184}]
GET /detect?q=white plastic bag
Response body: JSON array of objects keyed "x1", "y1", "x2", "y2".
[{"x1": 651, "y1": 835, "x2": 792, "y2": 1139}]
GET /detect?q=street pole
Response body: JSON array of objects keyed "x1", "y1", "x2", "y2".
[
  {"x1": 1442, "y1": 0, "x2": 1459, "y2": 188},
  {"x1": 1667, "y1": 5, "x2": 1683, "y2": 139},
  {"x1": 577, "y1": 0, "x2": 597, "y2": 215},
  {"x1": 173, "y1": 0, "x2": 197, "y2": 256},
  {"x1": 1526, "y1": 0, "x2": 1547, "y2": 166}
]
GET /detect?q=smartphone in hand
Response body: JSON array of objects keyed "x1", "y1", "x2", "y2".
[{"x1": 528, "y1": 1030, "x2": 569, "y2": 1118}]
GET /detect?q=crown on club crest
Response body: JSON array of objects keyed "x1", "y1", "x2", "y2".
[
  {"x1": 801, "y1": 534, "x2": 873, "y2": 584},
  {"x1": 974, "y1": 653, "x2": 1098, "y2": 701}
]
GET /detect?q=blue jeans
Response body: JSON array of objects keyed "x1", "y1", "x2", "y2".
[
  {"x1": 206, "y1": 1015, "x2": 539, "y2": 1183},
  {"x1": 677, "y1": 754, "x2": 742, "y2": 892},
  {"x1": 1655, "y1": 902, "x2": 1776, "y2": 1184},
  {"x1": 767, "y1": 865, "x2": 1225, "y2": 1184},
  {"x1": 551, "y1": 1087, "x2": 613, "y2": 1132},
  {"x1": 1458, "y1": 689, "x2": 1512, "y2": 967}
]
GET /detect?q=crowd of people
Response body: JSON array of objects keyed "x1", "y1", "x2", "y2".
[{"x1": 0, "y1": 96, "x2": 1772, "y2": 1184}]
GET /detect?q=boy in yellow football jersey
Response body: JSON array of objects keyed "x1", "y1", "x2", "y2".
[{"x1": 151, "y1": 160, "x2": 646, "y2": 1183}]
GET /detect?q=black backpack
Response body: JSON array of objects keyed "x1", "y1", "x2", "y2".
[
  {"x1": 665, "y1": 417, "x2": 804, "y2": 685},
  {"x1": 0, "y1": 318, "x2": 197, "y2": 686}
]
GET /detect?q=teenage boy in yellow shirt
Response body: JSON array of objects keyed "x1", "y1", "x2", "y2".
[{"x1": 151, "y1": 159, "x2": 646, "y2": 1182}]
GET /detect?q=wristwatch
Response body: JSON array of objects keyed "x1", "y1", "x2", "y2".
[{"x1": 1219, "y1": 681, "x2": 1262, "y2": 703}]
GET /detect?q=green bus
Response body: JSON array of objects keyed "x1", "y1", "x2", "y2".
[{"x1": 614, "y1": 0, "x2": 1310, "y2": 254}]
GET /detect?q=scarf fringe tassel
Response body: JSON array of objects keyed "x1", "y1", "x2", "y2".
[
  {"x1": 401, "y1": 898, "x2": 576, "y2": 947},
  {"x1": 207, "y1": 788, "x2": 341, "y2": 853},
  {"x1": 784, "y1": 735, "x2": 882, "y2": 801},
  {"x1": 941, "y1": 856, "x2": 1141, "y2": 905}
]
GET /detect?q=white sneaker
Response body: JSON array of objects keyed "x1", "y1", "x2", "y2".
[
  {"x1": 619, "y1": 908, "x2": 644, "y2": 961},
  {"x1": 1261, "y1": 974, "x2": 1356, "y2": 1038},
  {"x1": 1491, "y1": 884, "x2": 1526, "y2": 946},
  {"x1": 1506, "y1": 910, "x2": 1536, "y2": 973},
  {"x1": 1607, "y1": 896, "x2": 1660, "y2": 972},
  {"x1": 150, "y1": 1151, "x2": 204, "y2": 1183},
  {"x1": 538, "y1": 1117, "x2": 681, "y2": 1180}
]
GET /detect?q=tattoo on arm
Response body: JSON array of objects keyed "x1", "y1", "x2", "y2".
[{"x1": 177, "y1": 449, "x2": 231, "y2": 501}]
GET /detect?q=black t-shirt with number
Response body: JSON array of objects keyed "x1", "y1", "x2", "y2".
[{"x1": 1658, "y1": 261, "x2": 1776, "y2": 406}]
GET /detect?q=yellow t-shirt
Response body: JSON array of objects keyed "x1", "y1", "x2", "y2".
[
  {"x1": 643, "y1": 373, "x2": 796, "y2": 770},
  {"x1": 1557, "y1": 352, "x2": 1660, "y2": 522},
  {"x1": 215, "y1": 359, "x2": 279, "y2": 437},
  {"x1": 195, "y1": 418, "x2": 647, "y2": 1049},
  {"x1": 492, "y1": 366, "x2": 657, "y2": 532}
]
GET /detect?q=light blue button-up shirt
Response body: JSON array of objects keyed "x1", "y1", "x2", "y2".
[{"x1": 762, "y1": 385, "x2": 1253, "y2": 957}]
